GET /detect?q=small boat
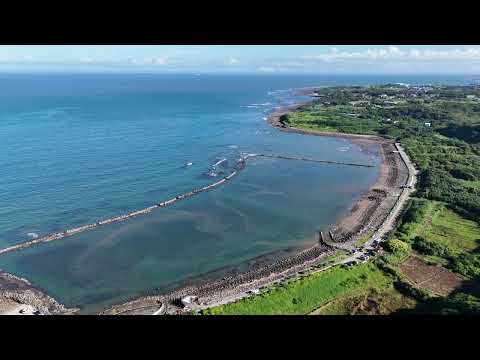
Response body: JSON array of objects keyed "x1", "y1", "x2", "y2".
[{"x1": 186, "y1": 162, "x2": 193, "y2": 166}]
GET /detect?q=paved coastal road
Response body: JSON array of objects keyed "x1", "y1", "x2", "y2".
[
  {"x1": 377, "y1": 143, "x2": 417, "y2": 237},
  {"x1": 326, "y1": 144, "x2": 417, "y2": 268},
  {"x1": 354, "y1": 142, "x2": 416, "y2": 253}
]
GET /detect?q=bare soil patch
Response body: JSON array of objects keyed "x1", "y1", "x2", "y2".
[{"x1": 399, "y1": 257, "x2": 465, "y2": 296}]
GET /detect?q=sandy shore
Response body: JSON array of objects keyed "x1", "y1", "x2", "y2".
[{"x1": 267, "y1": 105, "x2": 408, "y2": 247}]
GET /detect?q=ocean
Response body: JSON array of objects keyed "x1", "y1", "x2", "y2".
[{"x1": 0, "y1": 73, "x2": 474, "y2": 312}]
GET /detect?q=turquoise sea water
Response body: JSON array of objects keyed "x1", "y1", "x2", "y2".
[{"x1": 0, "y1": 73, "x2": 474, "y2": 312}]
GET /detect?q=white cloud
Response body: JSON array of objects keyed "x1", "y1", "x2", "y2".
[
  {"x1": 130, "y1": 56, "x2": 169, "y2": 66},
  {"x1": 0, "y1": 54, "x2": 35, "y2": 63},
  {"x1": 256, "y1": 66, "x2": 276, "y2": 73},
  {"x1": 79, "y1": 57, "x2": 95, "y2": 63},
  {"x1": 2, "y1": 46, "x2": 480, "y2": 74},
  {"x1": 256, "y1": 66, "x2": 290, "y2": 73},
  {"x1": 301, "y1": 46, "x2": 480, "y2": 62},
  {"x1": 226, "y1": 57, "x2": 239, "y2": 65}
]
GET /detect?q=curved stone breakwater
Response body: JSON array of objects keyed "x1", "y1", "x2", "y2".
[
  {"x1": 0, "y1": 169, "x2": 240, "y2": 256},
  {"x1": 249, "y1": 153, "x2": 375, "y2": 168},
  {"x1": 0, "y1": 153, "x2": 375, "y2": 256}
]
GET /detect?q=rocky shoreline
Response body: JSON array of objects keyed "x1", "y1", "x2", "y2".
[
  {"x1": 101, "y1": 241, "x2": 336, "y2": 315},
  {"x1": 0, "y1": 269, "x2": 77, "y2": 315}
]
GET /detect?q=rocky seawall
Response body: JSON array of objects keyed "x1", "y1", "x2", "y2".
[{"x1": 0, "y1": 269, "x2": 77, "y2": 315}]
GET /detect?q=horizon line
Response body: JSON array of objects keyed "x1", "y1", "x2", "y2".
[{"x1": 0, "y1": 71, "x2": 479, "y2": 76}]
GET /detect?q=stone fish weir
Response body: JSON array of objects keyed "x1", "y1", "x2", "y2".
[{"x1": 0, "y1": 153, "x2": 375, "y2": 256}]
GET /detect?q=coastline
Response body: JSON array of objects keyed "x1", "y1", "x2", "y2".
[
  {"x1": 0, "y1": 91, "x2": 410, "y2": 315},
  {"x1": 101, "y1": 96, "x2": 409, "y2": 315},
  {"x1": 0, "y1": 269, "x2": 78, "y2": 315},
  {"x1": 267, "y1": 104, "x2": 408, "y2": 247}
]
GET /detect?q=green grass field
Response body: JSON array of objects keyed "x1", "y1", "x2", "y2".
[
  {"x1": 203, "y1": 263, "x2": 395, "y2": 315},
  {"x1": 400, "y1": 199, "x2": 480, "y2": 253},
  {"x1": 274, "y1": 87, "x2": 480, "y2": 313},
  {"x1": 285, "y1": 112, "x2": 339, "y2": 132},
  {"x1": 427, "y1": 205, "x2": 480, "y2": 252}
]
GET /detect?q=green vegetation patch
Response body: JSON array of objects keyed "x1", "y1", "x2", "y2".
[
  {"x1": 291, "y1": 86, "x2": 480, "y2": 223},
  {"x1": 397, "y1": 199, "x2": 480, "y2": 253},
  {"x1": 354, "y1": 231, "x2": 373, "y2": 248},
  {"x1": 263, "y1": 85, "x2": 480, "y2": 315},
  {"x1": 285, "y1": 107, "x2": 381, "y2": 135},
  {"x1": 427, "y1": 205, "x2": 480, "y2": 252},
  {"x1": 311, "y1": 286, "x2": 417, "y2": 315},
  {"x1": 397, "y1": 292, "x2": 480, "y2": 314},
  {"x1": 394, "y1": 198, "x2": 480, "y2": 279},
  {"x1": 381, "y1": 239, "x2": 412, "y2": 266},
  {"x1": 203, "y1": 263, "x2": 393, "y2": 315},
  {"x1": 462, "y1": 180, "x2": 480, "y2": 190}
]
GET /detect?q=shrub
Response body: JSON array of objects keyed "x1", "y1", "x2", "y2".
[
  {"x1": 429, "y1": 292, "x2": 480, "y2": 314},
  {"x1": 449, "y1": 253, "x2": 480, "y2": 279},
  {"x1": 412, "y1": 236, "x2": 480, "y2": 279},
  {"x1": 386, "y1": 239, "x2": 411, "y2": 254},
  {"x1": 411, "y1": 236, "x2": 451, "y2": 258},
  {"x1": 393, "y1": 280, "x2": 430, "y2": 301}
]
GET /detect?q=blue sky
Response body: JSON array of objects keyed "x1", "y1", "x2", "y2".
[{"x1": 1, "y1": 45, "x2": 480, "y2": 74}]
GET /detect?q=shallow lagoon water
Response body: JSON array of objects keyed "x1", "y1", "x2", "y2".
[
  {"x1": 2, "y1": 73, "x2": 465, "y2": 312},
  {"x1": 1, "y1": 157, "x2": 378, "y2": 313}
]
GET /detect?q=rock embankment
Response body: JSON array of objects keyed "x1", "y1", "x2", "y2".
[
  {"x1": 101, "y1": 242, "x2": 334, "y2": 315},
  {"x1": 0, "y1": 269, "x2": 76, "y2": 315},
  {"x1": 328, "y1": 141, "x2": 409, "y2": 246}
]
